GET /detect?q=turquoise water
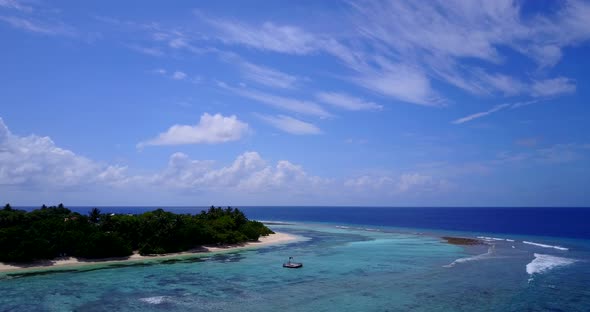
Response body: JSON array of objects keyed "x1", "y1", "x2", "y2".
[{"x1": 1, "y1": 223, "x2": 589, "y2": 311}]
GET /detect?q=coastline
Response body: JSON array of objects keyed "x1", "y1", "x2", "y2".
[{"x1": 0, "y1": 231, "x2": 299, "y2": 274}]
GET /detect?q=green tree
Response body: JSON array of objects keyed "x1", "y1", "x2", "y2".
[
  {"x1": 0, "y1": 204, "x2": 274, "y2": 262},
  {"x1": 89, "y1": 208, "x2": 101, "y2": 224}
]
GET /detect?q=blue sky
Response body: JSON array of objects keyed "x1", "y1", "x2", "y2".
[{"x1": 1, "y1": 0, "x2": 589, "y2": 206}]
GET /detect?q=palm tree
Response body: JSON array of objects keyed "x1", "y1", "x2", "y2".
[{"x1": 89, "y1": 208, "x2": 101, "y2": 224}]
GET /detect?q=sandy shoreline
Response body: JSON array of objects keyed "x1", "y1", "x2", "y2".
[{"x1": 0, "y1": 232, "x2": 299, "y2": 274}]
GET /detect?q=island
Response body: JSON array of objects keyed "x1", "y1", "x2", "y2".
[
  {"x1": 441, "y1": 236, "x2": 483, "y2": 245},
  {"x1": 0, "y1": 204, "x2": 277, "y2": 264}
]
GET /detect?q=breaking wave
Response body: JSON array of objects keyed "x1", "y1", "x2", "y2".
[
  {"x1": 477, "y1": 236, "x2": 514, "y2": 242},
  {"x1": 444, "y1": 245, "x2": 495, "y2": 268},
  {"x1": 335, "y1": 225, "x2": 383, "y2": 232},
  {"x1": 526, "y1": 253, "x2": 576, "y2": 275},
  {"x1": 139, "y1": 296, "x2": 171, "y2": 305},
  {"x1": 523, "y1": 241, "x2": 568, "y2": 251}
]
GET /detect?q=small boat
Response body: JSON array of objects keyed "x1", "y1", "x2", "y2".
[{"x1": 283, "y1": 256, "x2": 303, "y2": 268}]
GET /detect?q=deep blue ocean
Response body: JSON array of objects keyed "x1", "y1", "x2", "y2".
[
  {"x1": 3, "y1": 206, "x2": 589, "y2": 311},
  {"x1": 44, "y1": 206, "x2": 590, "y2": 239}
]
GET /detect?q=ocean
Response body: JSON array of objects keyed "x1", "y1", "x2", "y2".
[{"x1": 1, "y1": 207, "x2": 589, "y2": 311}]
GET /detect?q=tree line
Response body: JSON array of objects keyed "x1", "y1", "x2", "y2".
[{"x1": 0, "y1": 204, "x2": 274, "y2": 262}]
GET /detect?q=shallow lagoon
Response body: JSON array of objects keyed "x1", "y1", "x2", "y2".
[{"x1": 1, "y1": 223, "x2": 589, "y2": 311}]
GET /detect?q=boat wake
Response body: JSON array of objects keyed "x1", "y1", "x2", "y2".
[{"x1": 443, "y1": 245, "x2": 495, "y2": 268}]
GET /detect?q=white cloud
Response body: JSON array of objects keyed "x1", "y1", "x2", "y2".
[
  {"x1": 531, "y1": 77, "x2": 576, "y2": 97},
  {"x1": 527, "y1": 0, "x2": 590, "y2": 66},
  {"x1": 150, "y1": 151, "x2": 328, "y2": 194},
  {"x1": 527, "y1": 45, "x2": 563, "y2": 68},
  {"x1": 205, "y1": 16, "x2": 444, "y2": 106},
  {"x1": 138, "y1": 113, "x2": 250, "y2": 147},
  {"x1": 257, "y1": 114, "x2": 321, "y2": 135},
  {"x1": 0, "y1": 119, "x2": 327, "y2": 198},
  {"x1": 353, "y1": 1, "x2": 513, "y2": 61},
  {"x1": 452, "y1": 103, "x2": 510, "y2": 124},
  {"x1": 115, "y1": 1, "x2": 589, "y2": 109},
  {"x1": 353, "y1": 61, "x2": 444, "y2": 106},
  {"x1": 316, "y1": 92, "x2": 382, "y2": 111},
  {"x1": 0, "y1": 118, "x2": 123, "y2": 188},
  {"x1": 2, "y1": 115, "x2": 588, "y2": 205},
  {"x1": 353, "y1": 0, "x2": 590, "y2": 68},
  {"x1": 475, "y1": 71, "x2": 527, "y2": 96},
  {"x1": 172, "y1": 71, "x2": 187, "y2": 80},
  {"x1": 219, "y1": 83, "x2": 332, "y2": 118},
  {"x1": 347, "y1": 0, "x2": 589, "y2": 100},
  {"x1": 240, "y1": 62, "x2": 299, "y2": 89}
]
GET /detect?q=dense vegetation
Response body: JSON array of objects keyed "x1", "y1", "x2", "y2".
[{"x1": 0, "y1": 204, "x2": 274, "y2": 262}]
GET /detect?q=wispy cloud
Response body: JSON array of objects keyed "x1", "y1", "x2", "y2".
[
  {"x1": 94, "y1": 1, "x2": 589, "y2": 111},
  {"x1": 515, "y1": 137, "x2": 541, "y2": 148},
  {"x1": 531, "y1": 77, "x2": 576, "y2": 97},
  {"x1": 353, "y1": 62, "x2": 444, "y2": 106},
  {"x1": 183, "y1": 3, "x2": 590, "y2": 109},
  {"x1": 535, "y1": 143, "x2": 589, "y2": 164},
  {"x1": 218, "y1": 82, "x2": 332, "y2": 118},
  {"x1": 344, "y1": 172, "x2": 450, "y2": 194},
  {"x1": 257, "y1": 114, "x2": 321, "y2": 135},
  {"x1": 348, "y1": 0, "x2": 589, "y2": 101},
  {"x1": 152, "y1": 68, "x2": 190, "y2": 81},
  {"x1": 354, "y1": 0, "x2": 590, "y2": 68},
  {"x1": 453, "y1": 77, "x2": 576, "y2": 124},
  {"x1": 0, "y1": 15, "x2": 74, "y2": 36},
  {"x1": 172, "y1": 71, "x2": 187, "y2": 80},
  {"x1": 128, "y1": 44, "x2": 164, "y2": 56},
  {"x1": 475, "y1": 71, "x2": 527, "y2": 96},
  {"x1": 203, "y1": 15, "x2": 444, "y2": 106},
  {"x1": 494, "y1": 143, "x2": 590, "y2": 165},
  {"x1": 207, "y1": 19, "x2": 318, "y2": 55},
  {"x1": 316, "y1": 92, "x2": 382, "y2": 111},
  {"x1": 452, "y1": 103, "x2": 510, "y2": 124},
  {"x1": 240, "y1": 62, "x2": 299, "y2": 89},
  {"x1": 0, "y1": 0, "x2": 32, "y2": 12},
  {"x1": 138, "y1": 113, "x2": 250, "y2": 147}
]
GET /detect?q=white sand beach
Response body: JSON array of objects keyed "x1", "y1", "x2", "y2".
[{"x1": 0, "y1": 232, "x2": 299, "y2": 273}]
